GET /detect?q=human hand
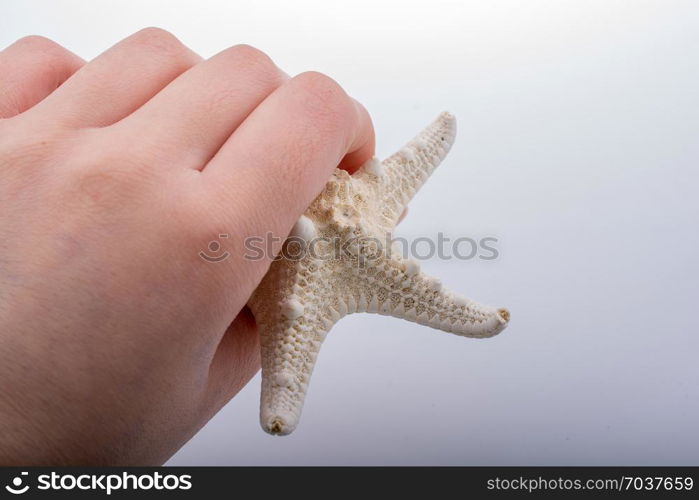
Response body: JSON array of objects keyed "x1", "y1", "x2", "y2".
[{"x1": 0, "y1": 28, "x2": 374, "y2": 465}]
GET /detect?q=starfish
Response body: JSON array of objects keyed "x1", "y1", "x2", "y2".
[{"x1": 247, "y1": 112, "x2": 509, "y2": 435}]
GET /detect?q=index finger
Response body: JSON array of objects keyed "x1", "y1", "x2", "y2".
[{"x1": 201, "y1": 71, "x2": 374, "y2": 269}]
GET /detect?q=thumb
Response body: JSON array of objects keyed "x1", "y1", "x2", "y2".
[{"x1": 203, "y1": 306, "x2": 260, "y2": 417}]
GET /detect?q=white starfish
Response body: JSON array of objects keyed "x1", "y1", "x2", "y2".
[{"x1": 247, "y1": 112, "x2": 509, "y2": 435}]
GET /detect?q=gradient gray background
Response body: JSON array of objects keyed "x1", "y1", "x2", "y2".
[{"x1": 2, "y1": 0, "x2": 697, "y2": 465}]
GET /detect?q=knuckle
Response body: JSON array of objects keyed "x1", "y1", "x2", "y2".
[
  {"x1": 225, "y1": 44, "x2": 282, "y2": 85},
  {"x1": 5, "y1": 37, "x2": 80, "y2": 96},
  {"x1": 196, "y1": 45, "x2": 283, "y2": 116},
  {"x1": 9, "y1": 36, "x2": 73, "y2": 66},
  {"x1": 295, "y1": 71, "x2": 348, "y2": 105},
  {"x1": 293, "y1": 71, "x2": 354, "y2": 127},
  {"x1": 228, "y1": 44, "x2": 270, "y2": 66},
  {"x1": 11, "y1": 35, "x2": 59, "y2": 52},
  {"x1": 130, "y1": 27, "x2": 183, "y2": 54}
]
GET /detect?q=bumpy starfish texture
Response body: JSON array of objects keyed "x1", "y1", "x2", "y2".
[{"x1": 248, "y1": 112, "x2": 509, "y2": 435}]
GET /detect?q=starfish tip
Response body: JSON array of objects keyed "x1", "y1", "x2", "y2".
[
  {"x1": 439, "y1": 110, "x2": 456, "y2": 122},
  {"x1": 497, "y1": 308, "x2": 510, "y2": 323},
  {"x1": 263, "y1": 413, "x2": 296, "y2": 436}
]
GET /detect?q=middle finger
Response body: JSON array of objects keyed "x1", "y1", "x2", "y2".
[{"x1": 116, "y1": 44, "x2": 287, "y2": 169}]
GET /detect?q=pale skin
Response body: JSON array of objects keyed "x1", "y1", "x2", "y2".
[{"x1": 0, "y1": 28, "x2": 376, "y2": 465}]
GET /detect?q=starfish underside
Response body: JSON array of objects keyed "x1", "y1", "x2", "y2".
[{"x1": 248, "y1": 112, "x2": 509, "y2": 435}]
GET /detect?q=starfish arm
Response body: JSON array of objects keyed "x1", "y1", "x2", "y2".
[
  {"x1": 354, "y1": 112, "x2": 457, "y2": 229},
  {"x1": 256, "y1": 302, "x2": 338, "y2": 436},
  {"x1": 248, "y1": 256, "x2": 345, "y2": 436},
  {"x1": 355, "y1": 256, "x2": 509, "y2": 338}
]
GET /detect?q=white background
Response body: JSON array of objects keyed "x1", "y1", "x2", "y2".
[{"x1": 1, "y1": 0, "x2": 697, "y2": 465}]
